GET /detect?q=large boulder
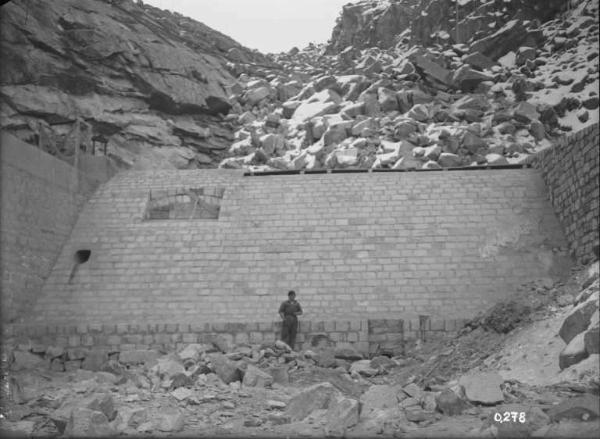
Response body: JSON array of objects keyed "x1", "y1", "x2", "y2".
[
  {"x1": 452, "y1": 65, "x2": 495, "y2": 92},
  {"x1": 513, "y1": 101, "x2": 540, "y2": 123},
  {"x1": 351, "y1": 117, "x2": 378, "y2": 137},
  {"x1": 323, "y1": 121, "x2": 351, "y2": 146},
  {"x1": 409, "y1": 52, "x2": 453, "y2": 88},
  {"x1": 463, "y1": 51, "x2": 496, "y2": 70},
  {"x1": 244, "y1": 85, "x2": 273, "y2": 106},
  {"x1": 584, "y1": 323, "x2": 599, "y2": 355},
  {"x1": 10, "y1": 351, "x2": 44, "y2": 371},
  {"x1": 378, "y1": 87, "x2": 399, "y2": 112},
  {"x1": 438, "y1": 152, "x2": 463, "y2": 168},
  {"x1": 459, "y1": 372, "x2": 504, "y2": 405},
  {"x1": 154, "y1": 408, "x2": 185, "y2": 432},
  {"x1": 335, "y1": 148, "x2": 360, "y2": 168},
  {"x1": 259, "y1": 134, "x2": 286, "y2": 156},
  {"x1": 461, "y1": 131, "x2": 487, "y2": 154},
  {"x1": 151, "y1": 355, "x2": 186, "y2": 379},
  {"x1": 470, "y1": 19, "x2": 544, "y2": 61},
  {"x1": 334, "y1": 345, "x2": 364, "y2": 361},
  {"x1": 436, "y1": 389, "x2": 468, "y2": 415},
  {"x1": 208, "y1": 353, "x2": 241, "y2": 384},
  {"x1": 407, "y1": 104, "x2": 430, "y2": 122},
  {"x1": 358, "y1": 91, "x2": 381, "y2": 116},
  {"x1": 360, "y1": 385, "x2": 401, "y2": 420},
  {"x1": 242, "y1": 365, "x2": 273, "y2": 388},
  {"x1": 355, "y1": 56, "x2": 383, "y2": 75},
  {"x1": 453, "y1": 94, "x2": 491, "y2": 112},
  {"x1": 349, "y1": 359, "x2": 379, "y2": 377},
  {"x1": 291, "y1": 90, "x2": 342, "y2": 123},
  {"x1": 547, "y1": 395, "x2": 600, "y2": 422},
  {"x1": 285, "y1": 382, "x2": 339, "y2": 421},
  {"x1": 559, "y1": 292, "x2": 599, "y2": 344},
  {"x1": 324, "y1": 395, "x2": 359, "y2": 436},
  {"x1": 559, "y1": 332, "x2": 589, "y2": 370},
  {"x1": 315, "y1": 349, "x2": 338, "y2": 368},
  {"x1": 267, "y1": 366, "x2": 290, "y2": 385},
  {"x1": 83, "y1": 393, "x2": 117, "y2": 422},
  {"x1": 65, "y1": 408, "x2": 115, "y2": 437}
]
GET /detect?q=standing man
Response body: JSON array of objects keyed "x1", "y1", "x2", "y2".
[{"x1": 279, "y1": 290, "x2": 303, "y2": 350}]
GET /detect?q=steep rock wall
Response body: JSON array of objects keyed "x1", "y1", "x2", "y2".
[
  {"x1": 326, "y1": 0, "x2": 567, "y2": 52},
  {"x1": 0, "y1": 0, "x2": 268, "y2": 170}
]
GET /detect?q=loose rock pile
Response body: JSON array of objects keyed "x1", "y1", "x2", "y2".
[
  {"x1": 558, "y1": 263, "x2": 600, "y2": 370},
  {"x1": 219, "y1": 0, "x2": 599, "y2": 172}
]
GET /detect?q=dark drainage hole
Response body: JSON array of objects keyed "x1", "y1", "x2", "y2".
[
  {"x1": 69, "y1": 249, "x2": 91, "y2": 283},
  {"x1": 74, "y1": 249, "x2": 91, "y2": 264}
]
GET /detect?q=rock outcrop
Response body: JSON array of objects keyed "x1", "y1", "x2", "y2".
[
  {"x1": 0, "y1": 0, "x2": 271, "y2": 170},
  {"x1": 1, "y1": 0, "x2": 598, "y2": 174},
  {"x1": 327, "y1": 0, "x2": 568, "y2": 53},
  {"x1": 327, "y1": 0, "x2": 419, "y2": 53}
]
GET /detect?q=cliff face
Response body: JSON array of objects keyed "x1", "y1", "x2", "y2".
[
  {"x1": 327, "y1": 0, "x2": 568, "y2": 53},
  {"x1": 0, "y1": 0, "x2": 269, "y2": 169},
  {"x1": 327, "y1": 0, "x2": 418, "y2": 53}
]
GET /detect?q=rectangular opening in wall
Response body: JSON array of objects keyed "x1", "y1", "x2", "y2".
[{"x1": 144, "y1": 187, "x2": 225, "y2": 220}]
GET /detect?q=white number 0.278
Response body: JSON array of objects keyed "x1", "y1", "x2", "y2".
[{"x1": 493, "y1": 412, "x2": 526, "y2": 424}]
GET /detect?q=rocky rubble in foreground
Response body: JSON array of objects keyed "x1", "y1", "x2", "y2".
[
  {"x1": 1, "y1": 262, "x2": 599, "y2": 437},
  {"x1": 219, "y1": 0, "x2": 599, "y2": 172}
]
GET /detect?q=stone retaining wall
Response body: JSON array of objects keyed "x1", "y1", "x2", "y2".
[
  {"x1": 27, "y1": 168, "x2": 569, "y2": 328},
  {"x1": 0, "y1": 133, "x2": 96, "y2": 324},
  {"x1": 532, "y1": 123, "x2": 600, "y2": 264}
]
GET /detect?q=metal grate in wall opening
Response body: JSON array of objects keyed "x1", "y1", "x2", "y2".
[{"x1": 144, "y1": 187, "x2": 225, "y2": 220}]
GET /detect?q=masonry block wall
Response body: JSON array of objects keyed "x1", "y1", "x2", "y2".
[
  {"x1": 0, "y1": 133, "x2": 96, "y2": 323},
  {"x1": 532, "y1": 123, "x2": 600, "y2": 264},
  {"x1": 25, "y1": 167, "x2": 570, "y2": 335},
  {"x1": 5, "y1": 317, "x2": 467, "y2": 357}
]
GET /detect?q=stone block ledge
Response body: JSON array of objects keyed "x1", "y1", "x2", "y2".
[{"x1": 3, "y1": 318, "x2": 466, "y2": 355}]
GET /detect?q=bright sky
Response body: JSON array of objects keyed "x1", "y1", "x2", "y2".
[{"x1": 143, "y1": 0, "x2": 351, "y2": 53}]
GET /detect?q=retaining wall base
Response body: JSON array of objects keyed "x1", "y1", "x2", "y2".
[{"x1": 4, "y1": 318, "x2": 466, "y2": 357}]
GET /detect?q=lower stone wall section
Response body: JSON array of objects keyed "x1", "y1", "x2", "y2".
[
  {"x1": 0, "y1": 132, "x2": 103, "y2": 324},
  {"x1": 5, "y1": 318, "x2": 466, "y2": 357}
]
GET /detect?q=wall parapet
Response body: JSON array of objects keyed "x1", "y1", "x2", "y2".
[{"x1": 531, "y1": 123, "x2": 600, "y2": 264}]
